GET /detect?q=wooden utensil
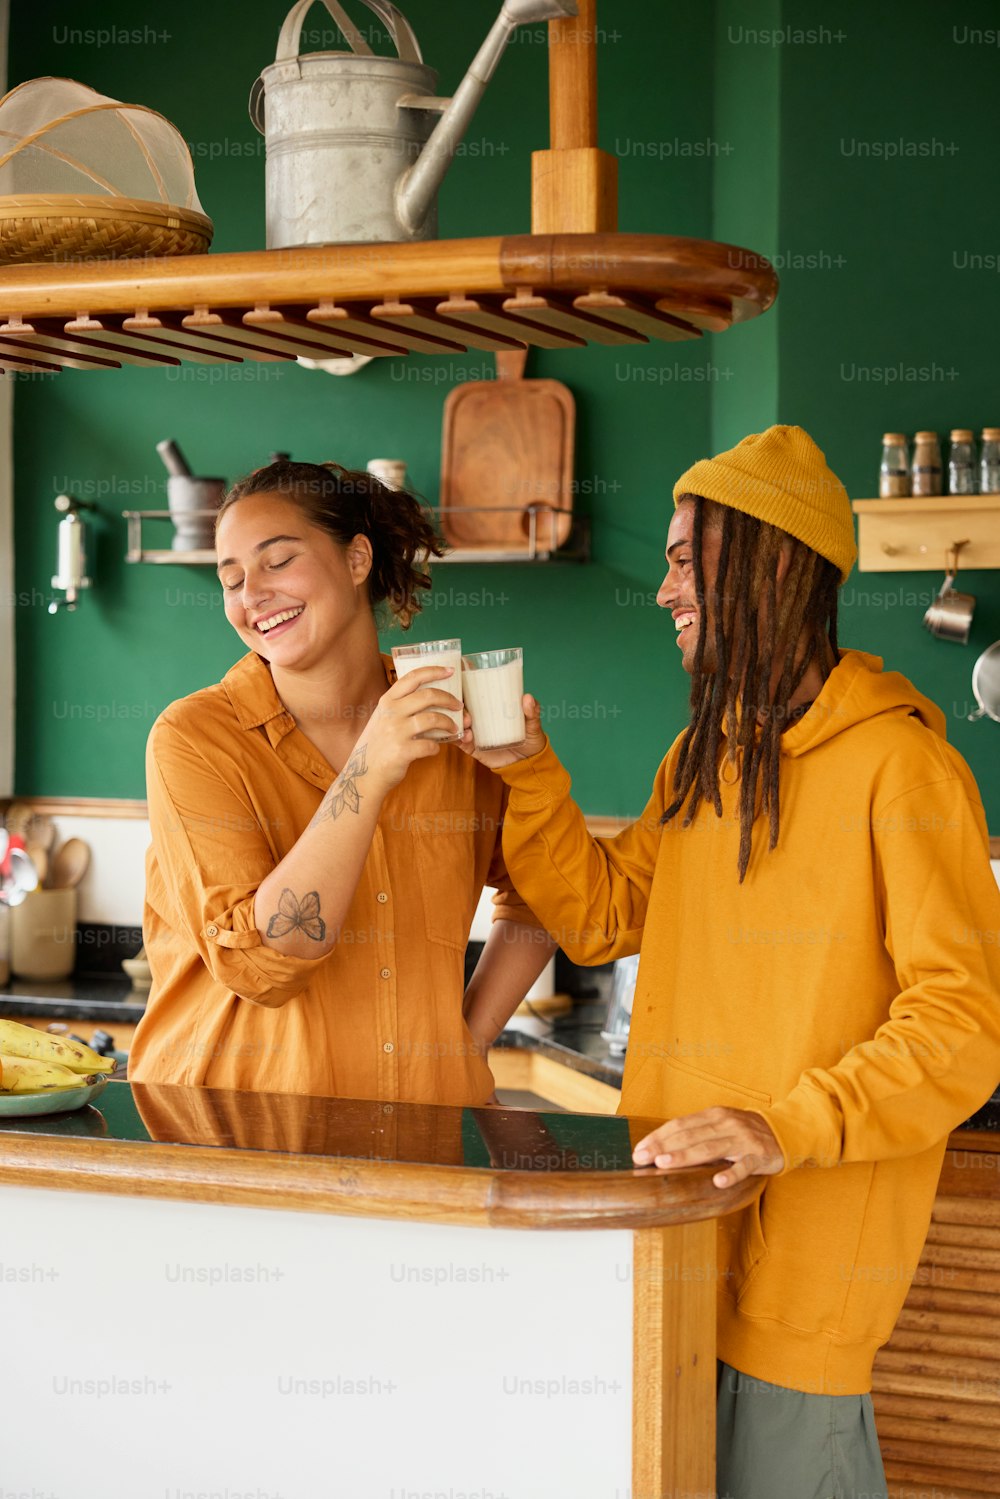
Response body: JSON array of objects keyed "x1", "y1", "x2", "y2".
[
  {"x1": 439, "y1": 348, "x2": 575, "y2": 553},
  {"x1": 27, "y1": 813, "x2": 57, "y2": 854},
  {"x1": 48, "y1": 837, "x2": 91, "y2": 889},
  {"x1": 24, "y1": 843, "x2": 48, "y2": 887}
]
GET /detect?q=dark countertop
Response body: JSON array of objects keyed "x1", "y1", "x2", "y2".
[
  {"x1": 0, "y1": 974, "x2": 147, "y2": 1024},
  {"x1": 4, "y1": 982, "x2": 997, "y2": 1135}
]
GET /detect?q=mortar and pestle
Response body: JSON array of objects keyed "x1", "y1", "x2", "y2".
[{"x1": 156, "y1": 439, "x2": 226, "y2": 552}]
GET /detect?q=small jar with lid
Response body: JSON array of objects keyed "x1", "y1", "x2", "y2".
[
  {"x1": 879, "y1": 433, "x2": 910, "y2": 497},
  {"x1": 948, "y1": 429, "x2": 978, "y2": 495},
  {"x1": 911, "y1": 431, "x2": 943, "y2": 497},
  {"x1": 980, "y1": 428, "x2": 1000, "y2": 494}
]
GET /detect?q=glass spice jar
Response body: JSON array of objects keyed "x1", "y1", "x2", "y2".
[
  {"x1": 911, "y1": 431, "x2": 943, "y2": 497},
  {"x1": 980, "y1": 428, "x2": 1000, "y2": 494},
  {"x1": 879, "y1": 433, "x2": 910, "y2": 497},
  {"x1": 948, "y1": 429, "x2": 978, "y2": 495}
]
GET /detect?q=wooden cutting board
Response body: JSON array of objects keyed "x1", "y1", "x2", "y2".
[{"x1": 439, "y1": 349, "x2": 575, "y2": 552}]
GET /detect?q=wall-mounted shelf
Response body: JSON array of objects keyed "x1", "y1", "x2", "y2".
[
  {"x1": 851, "y1": 495, "x2": 1000, "y2": 572},
  {"x1": 123, "y1": 507, "x2": 590, "y2": 566}
]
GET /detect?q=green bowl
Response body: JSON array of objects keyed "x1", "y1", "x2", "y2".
[{"x1": 0, "y1": 1074, "x2": 109, "y2": 1118}]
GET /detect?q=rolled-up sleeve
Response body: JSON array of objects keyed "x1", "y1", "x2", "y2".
[{"x1": 147, "y1": 716, "x2": 329, "y2": 1008}]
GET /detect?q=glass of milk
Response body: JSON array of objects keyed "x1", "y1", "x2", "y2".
[
  {"x1": 461, "y1": 648, "x2": 525, "y2": 749},
  {"x1": 390, "y1": 638, "x2": 464, "y2": 741}
]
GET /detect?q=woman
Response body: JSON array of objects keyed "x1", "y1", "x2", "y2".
[{"x1": 129, "y1": 460, "x2": 555, "y2": 1104}]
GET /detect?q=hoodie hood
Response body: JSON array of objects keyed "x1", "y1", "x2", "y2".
[{"x1": 780, "y1": 648, "x2": 946, "y2": 757}]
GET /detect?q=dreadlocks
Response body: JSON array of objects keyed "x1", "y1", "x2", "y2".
[{"x1": 661, "y1": 495, "x2": 841, "y2": 882}]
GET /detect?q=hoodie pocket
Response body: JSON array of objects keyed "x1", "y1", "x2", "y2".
[
  {"x1": 622, "y1": 1052, "x2": 772, "y2": 1299},
  {"x1": 731, "y1": 1191, "x2": 770, "y2": 1304},
  {"x1": 623, "y1": 1048, "x2": 772, "y2": 1119}
]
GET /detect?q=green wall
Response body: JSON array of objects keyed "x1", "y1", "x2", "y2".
[
  {"x1": 7, "y1": 0, "x2": 1000, "y2": 827},
  {"x1": 770, "y1": 0, "x2": 1000, "y2": 812}
]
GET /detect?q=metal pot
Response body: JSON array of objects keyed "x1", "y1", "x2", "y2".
[
  {"x1": 923, "y1": 542, "x2": 976, "y2": 644},
  {"x1": 968, "y1": 640, "x2": 1000, "y2": 723}
]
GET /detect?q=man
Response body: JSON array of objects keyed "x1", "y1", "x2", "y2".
[{"x1": 465, "y1": 425, "x2": 1000, "y2": 1499}]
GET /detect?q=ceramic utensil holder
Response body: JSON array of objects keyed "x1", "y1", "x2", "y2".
[{"x1": 10, "y1": 887, "x2": 78, "y2": 980}]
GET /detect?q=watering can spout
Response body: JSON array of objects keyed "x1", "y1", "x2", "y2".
[{"x1": 395, "y1": 0, "x2": 578, "y2": 237}]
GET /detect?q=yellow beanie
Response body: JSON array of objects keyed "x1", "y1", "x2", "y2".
[{"x1": 673, "y1": 425, "x2": 857, "y2": 583}]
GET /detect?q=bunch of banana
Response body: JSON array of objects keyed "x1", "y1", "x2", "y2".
[{"x1": 0, "y1": 1018, "x2": 115, "y2": 1094}]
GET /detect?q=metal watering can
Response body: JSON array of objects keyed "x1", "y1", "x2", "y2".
[{"x1": 250, "y1": 0, "x2": 577, "y2": 248}]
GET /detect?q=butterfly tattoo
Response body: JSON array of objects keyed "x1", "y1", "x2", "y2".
[
  {"x1": 266, "y1": 888, "x2": 327, "y2": 942},
  {"x1": 317, "y1": 744, "x2": 368, "y2": 824}
]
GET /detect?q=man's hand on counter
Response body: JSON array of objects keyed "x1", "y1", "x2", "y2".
[{"x1": 632, "y1": 1107, "x2": 785, "y2": 1188}]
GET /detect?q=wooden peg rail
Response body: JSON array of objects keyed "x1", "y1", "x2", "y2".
[{"x1": 0, "y1": 233, "x2": 777, "y2": 374}]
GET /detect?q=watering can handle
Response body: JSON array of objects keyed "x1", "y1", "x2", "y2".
[{"x1": 275, "y1": 0, "x2": 422, "y2": 64}]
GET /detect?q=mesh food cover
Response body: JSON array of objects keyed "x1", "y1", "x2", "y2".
[{"x1": 0, "y1": 77, "x2": 205, "y2": 211}]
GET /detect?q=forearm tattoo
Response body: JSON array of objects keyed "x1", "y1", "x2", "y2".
[
  {"x1": 315, "y1": 744, "x2": 368, "y2": 824},
  {"x1": 266, "y1": 888, "x2": 327, "y2": 942}
]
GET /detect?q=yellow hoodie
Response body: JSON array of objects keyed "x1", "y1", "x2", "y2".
[{"x1": 497, "y1": 650, "x2": 1000, "y2": 1394}]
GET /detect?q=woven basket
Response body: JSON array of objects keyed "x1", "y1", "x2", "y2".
[{"x1": 0, "y1": 194, "x2": 213, "y2": 263}]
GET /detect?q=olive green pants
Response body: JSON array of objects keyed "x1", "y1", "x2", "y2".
[{"x1": 716, "y1": 1362, "x2": 889, "y2": 1499}]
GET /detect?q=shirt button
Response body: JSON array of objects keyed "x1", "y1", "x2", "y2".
[
  {"x1": 383, "y1": 1041, "x2": 394, "y2": 1054},
  {"x1": 376, "y1": 891, "x2": 389, "y2": 904},
  {"x1": 206, "y1": 925, "x2": 218, "y2": 937},
  {"x1": 380, "y1": 967, "x2": 391, "y2": 979}
]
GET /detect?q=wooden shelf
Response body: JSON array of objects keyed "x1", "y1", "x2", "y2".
[
  {"x1": 123, "y1": 508, "x2": 591, "y2": 565},
  {"x1": 851, "y1": 494, "x2": 1000, "y2": 572},
  {"x1": 0, "y1": 233, "x2": 777, "y2": 374}
]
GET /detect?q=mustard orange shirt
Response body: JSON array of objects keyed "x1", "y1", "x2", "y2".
[{"x1": 129, "y1": 652, "x2": 540, "y2": 1104}]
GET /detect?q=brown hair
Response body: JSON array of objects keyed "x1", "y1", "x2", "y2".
[
  {"x1": 217, "y1": 460, "x2": 445, "y2": 628},
  {"x1": 661, "y1": 495, "x2": 841, "y2": 881}
]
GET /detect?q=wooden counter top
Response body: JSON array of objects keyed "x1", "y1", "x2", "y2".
[{"x1": 0, "y1": 1079, "x2": 761, "y2": 1231}]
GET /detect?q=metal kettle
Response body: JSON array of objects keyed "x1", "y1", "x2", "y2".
[{"x1": 250, "y1": 0, "x2": 577, "y2": 248}]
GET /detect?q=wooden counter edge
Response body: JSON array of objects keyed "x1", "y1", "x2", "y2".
[{"x1": 0, "y1": 1131, "x2": 761, "y2": 1230}]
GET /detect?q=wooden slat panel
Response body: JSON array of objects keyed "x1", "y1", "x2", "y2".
[
  {"x1": 368, "y1": 300, "x2": 473, "y2": 353},
  {"x1": 888, "y1": 1326, "x2": 1000, "y2": 1360},
  {"x1": 872, "y1": 1369, "x2": 1000, "y2": 1405},
  {"x1": 502, "y1": 291, "x2": 648, "y2": 346},
  {"x1": 405, "y1": 298, "x2": 527, "y2": 352},
  {"x1": 927, "y1": 1222, "x2": 1000, "y2": 1252},
  {"x1": 433, "y1": 294, "x2": 584, "y2": 349},
  {"x1": 574, "y1": 291, "x2": 701, "y2": 342},
  {"x1": 0, "y1": 346, "x2": 64, "y2": 373},
  {"x1": 20, "y1": 316, "x2": 176, "y2": 368},
  {"x1": 0, "y1": 320, "x2": 120, "y2": 370},
  {"x1": 877, "y1": 1347, "x2": 1000, "y2": 1382},
  {"x1": 934, "y1": 1172, "x2": 1000, "y2": 1210},
  {"x1": 120, "y1": 314, "x2": 245, "y2": 364},
  {"x1": 308, "y1": 301, "x2": 469, "y2": 355},
  {"x1": 886, "y1": 1485, "x2": 995, "y2": 1499},
  {"x1": 874, "y1": 1391, "x2": 1000, "y2": 1429},
  {"x1": 245, "y1": 304, "x2": 406, "y2": 357},
  {"x1": 919, "y1": 1240, "x2": 1000, "y2": 1272},
  {"x1": 904, "y1": 1285, "x2": 1000, "y2": 1317},
  {"x1": 182, "y1": 308, "x2": 344, "y2": 361},
  {"x1": 63, "y1": 316, "x2": 182, "y2": 366},
  {"x1": 896, "y1": 1304, "x2": 1000, "y2": 1339},
  {"x1": 655, "y1": 292, "x2": 734, "y2": 333},
  {"x1": 879, "y1": 1445, "x2": 1000, "y2": 1490},
  {"x1": 877, "y1": 1414, "x2": 1000, "y2": 1452}
]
